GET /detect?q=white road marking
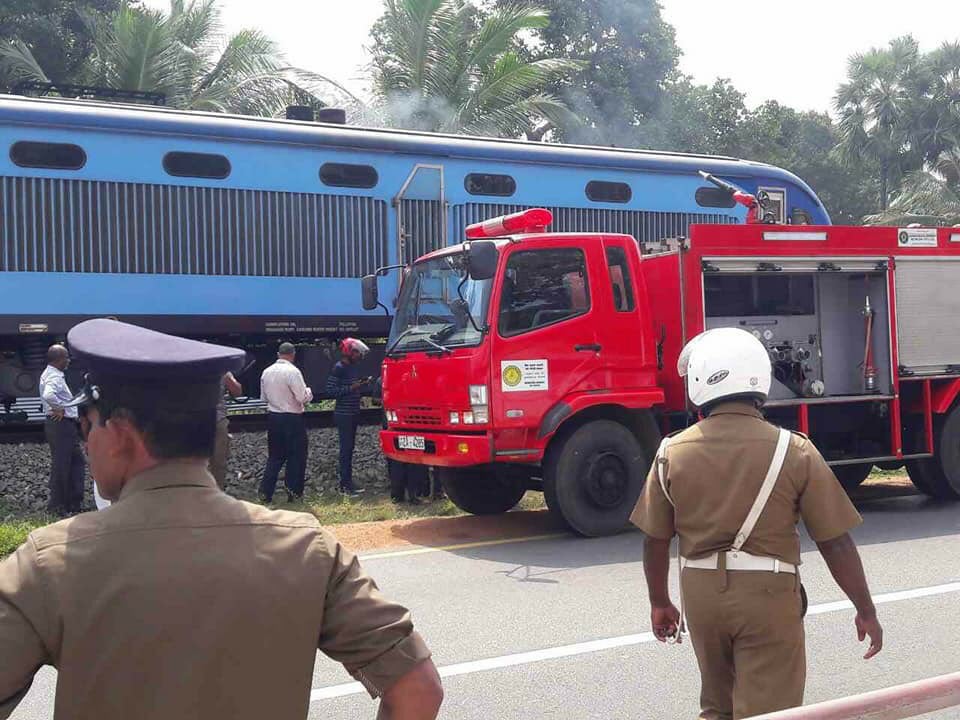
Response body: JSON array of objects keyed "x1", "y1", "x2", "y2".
[{"x1": 309, "y1": 580, "x2": 960, "y2": 703}]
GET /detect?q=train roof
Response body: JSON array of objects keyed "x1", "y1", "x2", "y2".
[{"x1": 0, "y1": 95, "x2": 820, "y2": 192}]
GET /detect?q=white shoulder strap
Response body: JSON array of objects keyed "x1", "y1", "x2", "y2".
[
  {"x1": 732, "y1": 428, "x2": 791, "y2": 552},
  {"x1": 655, "y1": 436, "x2": 675, "y2": 508}
]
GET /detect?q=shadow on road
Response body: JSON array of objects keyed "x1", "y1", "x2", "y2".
[{"x1": 382, "y1": 479, "x2": 960, "y2": 573}]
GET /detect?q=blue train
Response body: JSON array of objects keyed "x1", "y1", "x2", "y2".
[{"x1": 0, "y1": 94, "x2": 830, "y2": 412}]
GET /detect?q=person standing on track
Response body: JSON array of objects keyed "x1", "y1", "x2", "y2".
[
  {"x1": 632, "y1": 327, "x2": 883, "y2": 720},
  {"x1": 259, "y1": 342, "x2": 312, "y2": 503},
  {"x1": 0, "y1": 319, "x2": 443, "y2": 720},
  {"x1": 326, "y1": 338, "x2": 372, "y2": 497},
  {"x1": 39, "y1": 344, "x2": 86, "y2": 516},
  {"x1": 210, "y1": 371, "x2": 242, "y2": 490}
]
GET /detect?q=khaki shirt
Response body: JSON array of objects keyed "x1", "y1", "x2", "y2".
[
  {"x1": 631, "y1": 402, "x2": 862, "y2": 565},
  {"x1": 0, "y1": 462, "x2": 430, "y2": 720}
]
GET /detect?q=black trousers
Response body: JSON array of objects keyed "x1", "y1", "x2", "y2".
[
  {"x1": 45, "y1": 418, "x2": 85, "y2": 514},
  {"x1": 259, "y1": 412, "x2": 307, "y2": 500},
  {"x1": 335, "y1": 414, "x2": 359, "y2": 491}
]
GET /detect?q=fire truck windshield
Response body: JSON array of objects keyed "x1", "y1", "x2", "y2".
[{"x1": 388, "y1": 252, "x2": 493, "y2": 355}]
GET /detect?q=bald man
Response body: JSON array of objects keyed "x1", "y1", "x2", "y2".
[{"x1": 39, "y1": 344, "x2": 86, "y2": 515}]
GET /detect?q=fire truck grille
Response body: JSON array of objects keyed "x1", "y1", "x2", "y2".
[{"x1": 400, "y1": 407, "x2": 443, "y2": 426}]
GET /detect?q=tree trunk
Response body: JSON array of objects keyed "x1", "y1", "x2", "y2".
[{"x1": 880, "y1": 160, "x2": 889, "y2": 212}]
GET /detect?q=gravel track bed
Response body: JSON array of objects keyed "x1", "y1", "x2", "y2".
[{"x1": 0, "y1": 426, "x2": 389, "y2": 514}]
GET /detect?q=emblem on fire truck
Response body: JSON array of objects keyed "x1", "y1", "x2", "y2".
[{"x1": 502, "y1": 365, "x2": 522, "y2": 388}]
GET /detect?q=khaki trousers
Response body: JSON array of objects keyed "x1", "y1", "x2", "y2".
[
  {"x1": 682, "y1": 567, "x2": 805, "y2": 720},
  {"x1": 209, "y1": 419, "x2": 231, "y2": 490}
]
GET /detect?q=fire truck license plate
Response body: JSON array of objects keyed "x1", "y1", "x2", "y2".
[{"x1": 398, "y1": 435, "x2": 425, "y2": 451}]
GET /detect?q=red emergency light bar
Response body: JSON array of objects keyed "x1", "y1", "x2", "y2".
[{"x1": 464, "y1": 208, "x2": 553, "y2": 239}]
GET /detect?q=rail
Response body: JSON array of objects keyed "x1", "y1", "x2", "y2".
[{"x1": 749, "y1": 671, "x2": 960, "y2": 719}]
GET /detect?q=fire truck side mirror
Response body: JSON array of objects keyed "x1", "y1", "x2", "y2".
[
  {"x1": 361, "y1": 275, "x2": 379, "y2": 311},
  {"x1": 467, "y1": 240, "x2": 498, "y2": 281}
]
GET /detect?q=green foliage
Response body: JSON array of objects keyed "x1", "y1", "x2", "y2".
[
  {"x1": 0, "y1": 0, "x2": 120, "y2": 84},
  {"x1": 0, "y1": 509, "x2": 50, "y2": 559},
  {"x1": 0, "y1": 0, "x2": 355, "y2": 117},
  {"x1": 501, "y1": 0, "x2": 679, "y2": 143},
  {"x1": 370, "y1": 0, "x2": 582, "y2": 136}
]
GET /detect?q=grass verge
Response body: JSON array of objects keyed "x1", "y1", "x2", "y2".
[
  {"x1": 0, "y1": 509, "x2": 52, "y2": 559},
  {"x1": 0, "y1": 493, "x2": 548, "y2": 559}
]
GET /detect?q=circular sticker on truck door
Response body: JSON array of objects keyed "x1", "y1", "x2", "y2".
[{"x1": 502, "y1": 365, "x2": 522, "y2": 388}]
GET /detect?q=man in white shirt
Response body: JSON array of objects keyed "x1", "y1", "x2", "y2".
[
  {"x1": 259, "y1": 342, "x2": 313, "y2": 503},
  {"x1": 39, "y1": 344, "x2": 86, "y2": 515}
]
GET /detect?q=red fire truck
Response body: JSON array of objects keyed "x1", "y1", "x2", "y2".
[{"x1": 362, "y1": 207, "x2": 960, "y2": 536}]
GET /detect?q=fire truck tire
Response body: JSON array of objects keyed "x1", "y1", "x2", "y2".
[
  {"x1": 832, "y1": 463, "x2": 873, "y2": 492},
  {"x1": 905, "y1": 411, "x2": 960, "y2": 500},
  {"x1": 437, "y1": 466, "x2": 527, "y2": 515},
  {"x1": 905, "y1": 459, "x2": 939, "y2": 496},
  {"x1": 543, "y1": 420, "x2": 648, "y2": 537}
]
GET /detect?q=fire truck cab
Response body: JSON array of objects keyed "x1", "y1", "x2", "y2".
[{"x1": 363, "y1": 209, "x2": 960, "y2": 536}]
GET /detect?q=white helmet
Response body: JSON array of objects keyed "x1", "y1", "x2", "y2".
[{"x1": 678, "y1": 328, "x2": 771, "y2": 408}]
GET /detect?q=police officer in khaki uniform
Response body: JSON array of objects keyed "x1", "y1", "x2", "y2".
[
  {"x1": 0, "y1": 319, "x2": 443, "y2": 720},
  {"x1": 632, "y1": 327, "x2": 882, "y2": 720}
]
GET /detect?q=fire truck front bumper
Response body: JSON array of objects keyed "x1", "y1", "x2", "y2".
[{"x1": 380, "y1": 429, "x2": 493, "y2": 467}]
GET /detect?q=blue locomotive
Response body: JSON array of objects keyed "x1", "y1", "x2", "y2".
[{"x1": 0, "y1": 94, "x2": 830, "y2": 416}]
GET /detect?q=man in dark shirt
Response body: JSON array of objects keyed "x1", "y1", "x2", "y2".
[{"x1": 326, "y1": 338, "x2": 371, "y2": 496}]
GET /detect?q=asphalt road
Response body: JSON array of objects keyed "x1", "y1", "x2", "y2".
[{"x1": 10, "y1": 490, "x2": 960, "y2": 719}]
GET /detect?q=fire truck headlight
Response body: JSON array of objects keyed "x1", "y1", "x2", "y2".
[
  {"x1": 473, "y1": 406, "x2": 489, "y2": 424},
  {"x1": 469, "y1": 385, "x2": 488, "y2": 405},
  {"x1": 462, "y1": 411, "x2": 474, "y2": 424},
  {"x1": 449, "y1": 412, "x2": 460, "y2": 424}
]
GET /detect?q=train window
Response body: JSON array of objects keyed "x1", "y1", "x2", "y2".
[
  {"x1": 320, "y1": 163, "x2": 378, "y2": 188},
  {"x1": 464, "y1": 173, "x2": 516, "y2": 197},
  {"x1": 10, "y1": 141, "x2": 86, "y2": 170},
  {"x1": 586, "y1": 180, "x2": 631, "y2": 204},
  {"x1": 606, "y1": 246, "x2": 635, "y2": 311},
  {"x1": 499, "y1": 248, "x2": 590, "y2": 336},
  {"x1": 163, "y1": 151, "x2": 231, "y2": 179},
  {"x1": 695, "y1": 186, "x2": 737, "y2": 208}
]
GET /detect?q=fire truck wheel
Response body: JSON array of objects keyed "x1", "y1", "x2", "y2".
[
  {"x1": 905, "y1": 459, "x2": 939, "y2": 496},
  {"x1": 544, "y1": 419, "x2": 648, "y2": 538},
  {"x1": 437, "y1": 466, "x2": 527, "y2": 515},
  {"x1": 832, "y1": 463, "x2": 873, "y2": 492},
  {"x1": 907, "y1": 411, "x2": 960, "y2": 501}
]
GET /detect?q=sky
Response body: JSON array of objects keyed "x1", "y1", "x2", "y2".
[{"x1": 145, "y1": 0, "x2": 960, "y2": 113}]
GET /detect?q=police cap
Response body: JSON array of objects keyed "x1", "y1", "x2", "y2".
[{"x1": 64, "y1": 319, "x2": 245, "y2": 412}]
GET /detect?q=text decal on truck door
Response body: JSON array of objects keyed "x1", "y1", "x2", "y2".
[{"x1": 501, "y1": 359, "x2": 549, "y2": 392}]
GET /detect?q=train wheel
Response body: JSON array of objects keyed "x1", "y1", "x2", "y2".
[
  {"x1": 543, "y1": 419, "x2": 649, "y2": 537},
  {"x1": 437, "y1": 466, "x2": 526, "y2": 515}
]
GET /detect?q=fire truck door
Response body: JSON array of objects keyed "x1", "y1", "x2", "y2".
[
  {"x1": 601, "y1": 236, "x2": 644, "y2": 387},
  {"x1": 490, "y1": 244, "x2": 604, "y2": 449}
]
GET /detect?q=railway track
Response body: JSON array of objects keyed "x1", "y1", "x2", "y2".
[{"x1": 0, "y1": 406, "x2": 384, "y2": 444}]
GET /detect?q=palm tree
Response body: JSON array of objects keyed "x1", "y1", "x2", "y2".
[
  {"x1": 0, "y1": 0, "x2": 357, "y2": 117},
  {"x1": 865, "y1": 153, "x2": 960, "y2": 226},
  {"x1": 834, "y1": 36, "x2": 926, "y2": 211},
  {"x1": 370, "y1": 0, "x2": 581, "y2": 136},
  {"x1": 863, "y1": 42, "x2": 960, "y2": 225}
]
